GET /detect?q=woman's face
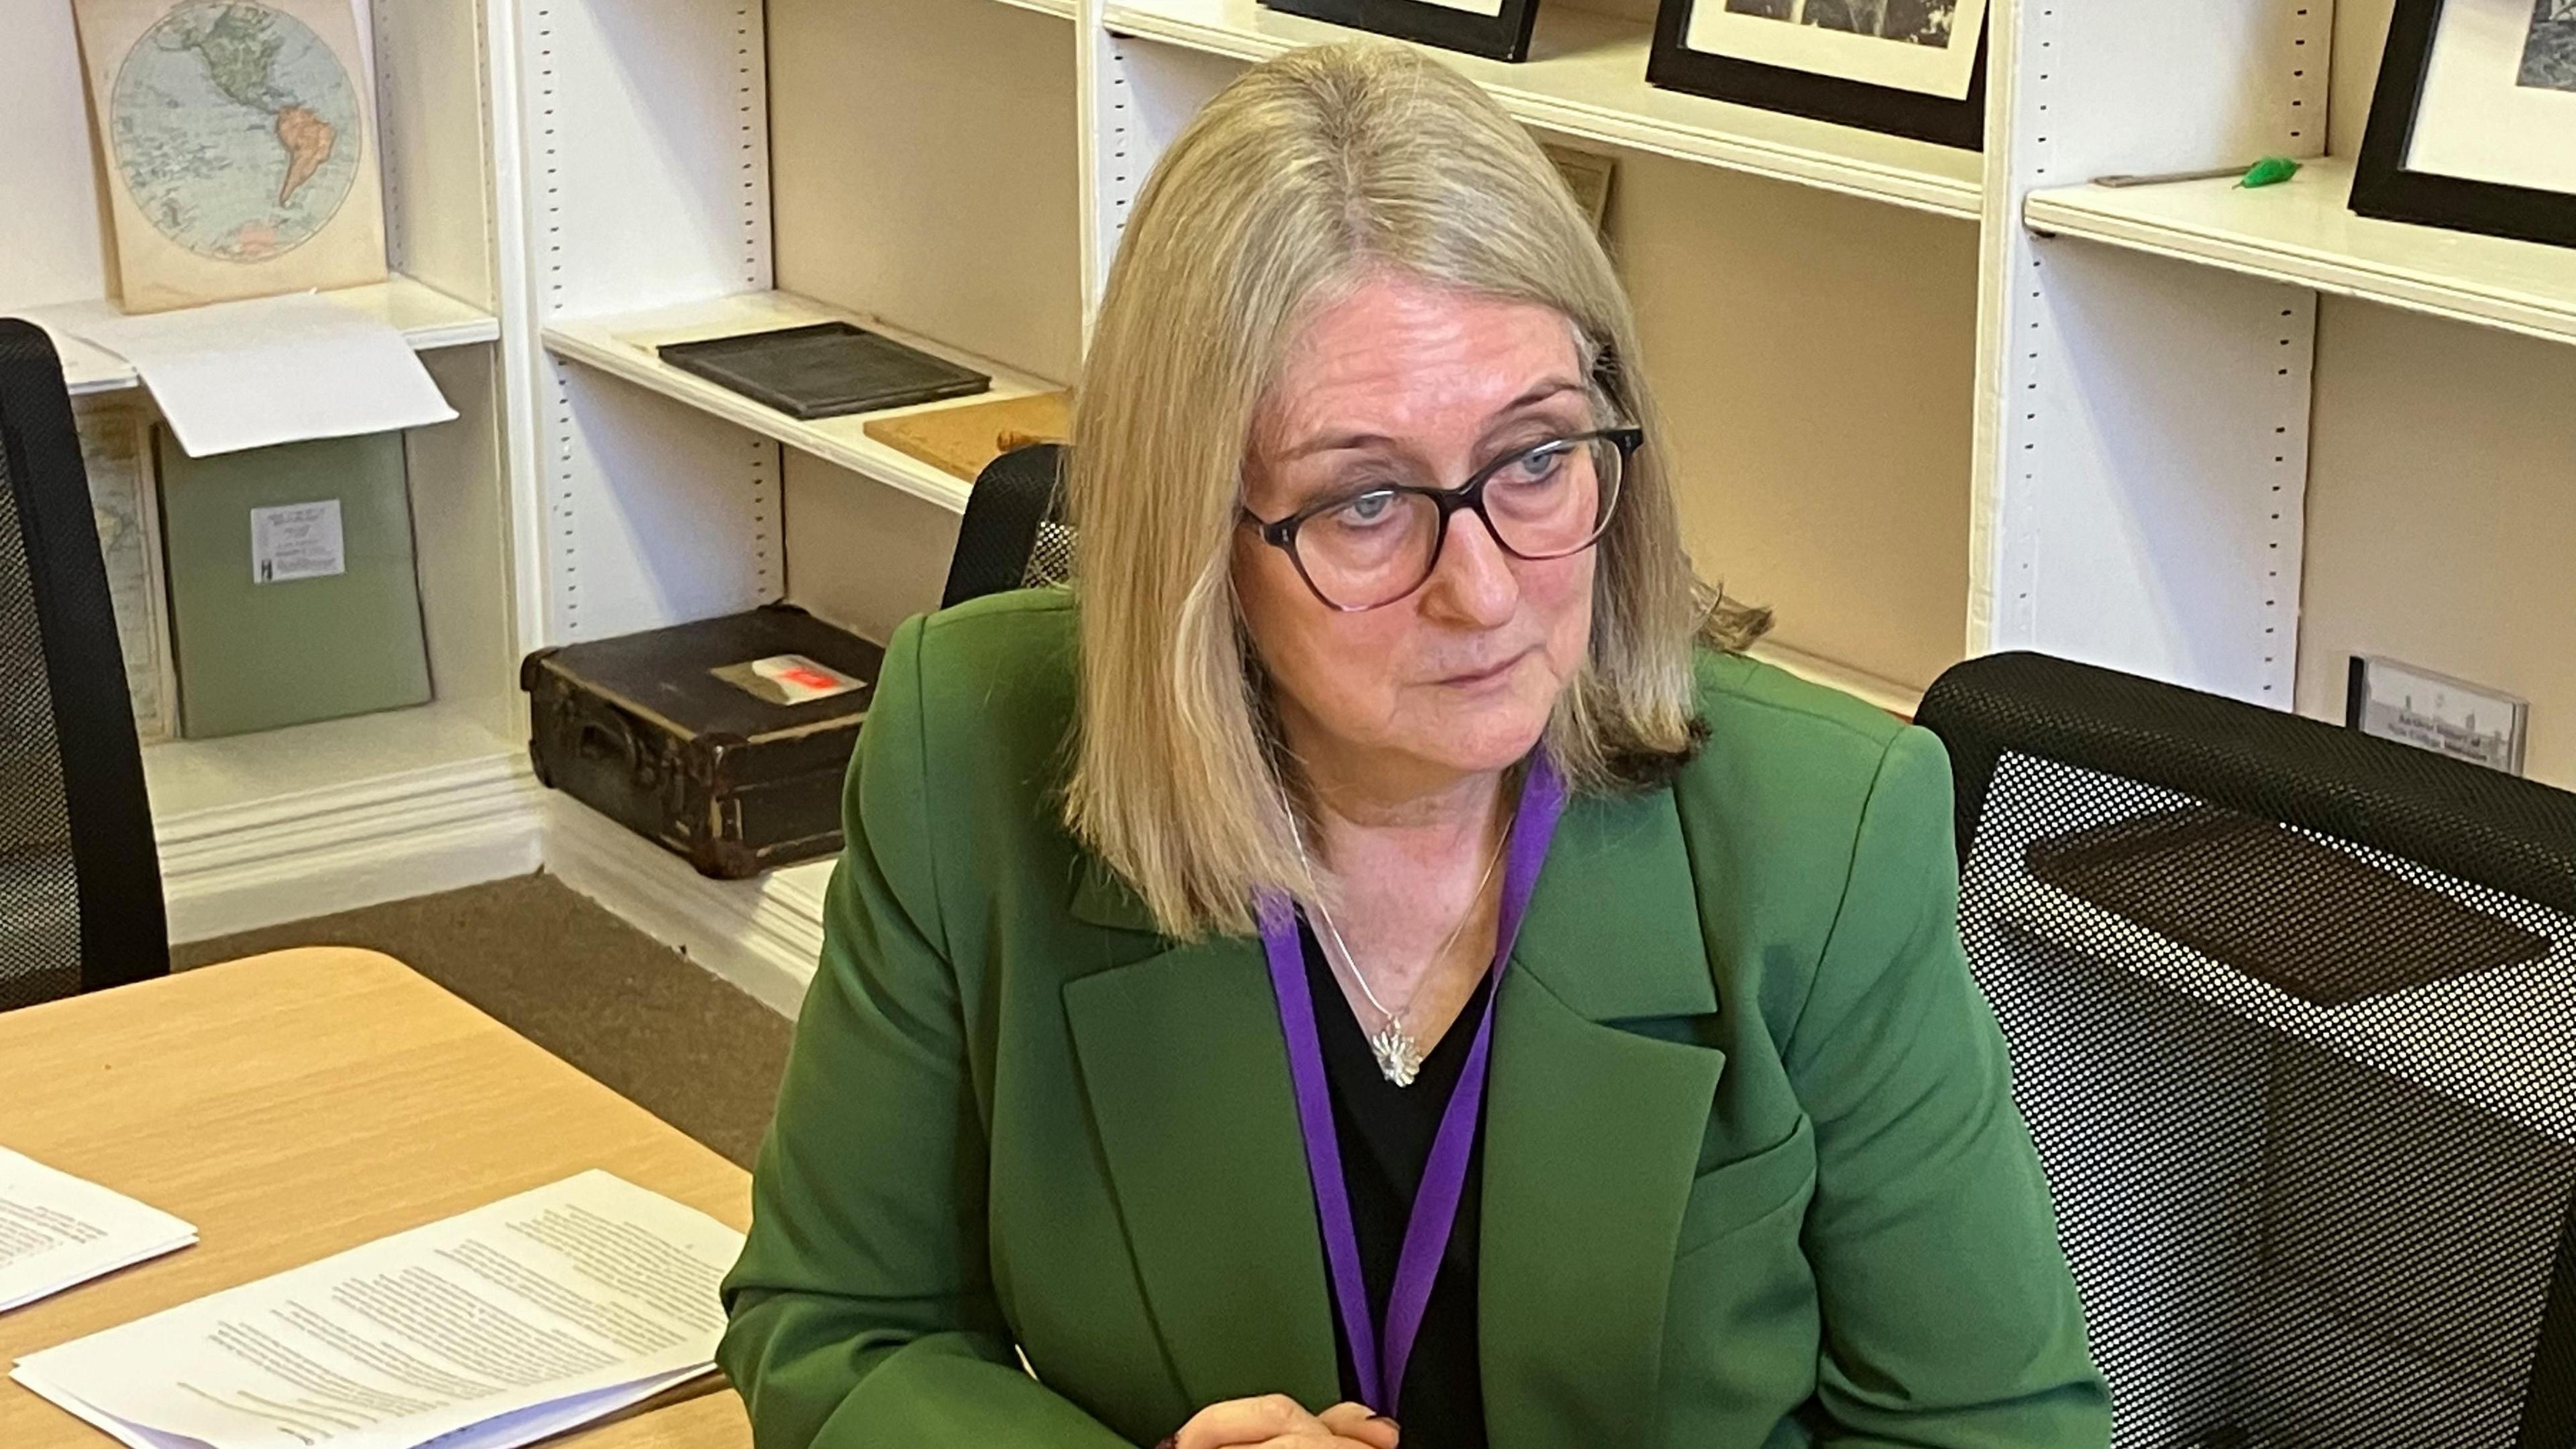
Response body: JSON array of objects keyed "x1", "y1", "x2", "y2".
[{"x1": 1235, "y1": 272, "x2": 1599, "y2": 795}]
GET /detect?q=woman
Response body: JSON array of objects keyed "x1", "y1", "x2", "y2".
[{"x1": 720, "y1": 40, "x2": 2106, "y2": 1449}]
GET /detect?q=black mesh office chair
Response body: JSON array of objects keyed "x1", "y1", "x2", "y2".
[
  {"x1": 1915, "y1": 649, "x2": 2576, "y2": 1448},
  {"x1": 943, "y1": 442, "x2": 1071, "y2": 608},
  {"x1": 0, "y1": 320, "x2": 167, "y2": 1011}
]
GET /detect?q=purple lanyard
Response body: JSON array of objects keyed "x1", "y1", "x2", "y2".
[{"x1": 1255, "y1": 754, "x2": 1567, "y2": 1416}]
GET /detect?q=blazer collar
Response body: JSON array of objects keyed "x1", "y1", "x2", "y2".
[
  {"x1": 1060, "y1": 780, "x2": 1723, "y2": 1446},
  {"x1": 1070, "y1": 851, "x2": 1157, "y2": 936},
  {"x1": 1067, "y1": 777, "x2": 1717, "y2": 1021}
]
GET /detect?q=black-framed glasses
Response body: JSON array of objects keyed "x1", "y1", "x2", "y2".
[{"x1": 1238, "y1": 426, "x2": 1642, "y2": 612}]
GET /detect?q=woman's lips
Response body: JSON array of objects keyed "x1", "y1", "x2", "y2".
[{"x1": 1436, "y1": 650, "x2": 1527, "y2": 689}]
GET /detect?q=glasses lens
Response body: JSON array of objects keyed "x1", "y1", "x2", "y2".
[
  {"x1": 1293, "y1": 488, "x2": 1443, "y2": 610},
  {"x1": 1485, "y1": 435, "x2": 1619, "y2": 559}
]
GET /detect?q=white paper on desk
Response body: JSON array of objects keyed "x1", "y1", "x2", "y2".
[
  {"x1": 55, "y1": 292, "x2": 457, "y2": 458},
  {"x1": 11, "y1": 1170, "x2": 743, "y2": 1449},
  {"x1": 0, "y1": 1147, "x2": 196, "y2": 1313}
]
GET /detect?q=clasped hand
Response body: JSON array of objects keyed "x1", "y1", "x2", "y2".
[{"x1": 1156, "y1": 1393, "x2": 1401, "y2": 1449}]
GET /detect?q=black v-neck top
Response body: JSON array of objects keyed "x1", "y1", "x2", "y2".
[{"x1": 1301, "y1": 919, "x2": 1492, "y2": 1449}]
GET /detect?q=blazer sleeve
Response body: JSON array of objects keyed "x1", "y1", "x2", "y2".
[
  {"x1": 1786, "y1": 724, "x2": 2112, "y2": 1448},
  {"x1": 717, "y1": 616, "x2": 1130, "y2": 1449}
]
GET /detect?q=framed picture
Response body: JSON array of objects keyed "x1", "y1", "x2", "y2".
[
  {"x1": 1258, "y1": 0, "x2": 1542, "y2": 63},
  {"x1": 1646, "y1": 0, "x2": 1989, "y2": 150},
  {"x1": 2353, "y1": 0, "x2": 2576, "y2": 248}
]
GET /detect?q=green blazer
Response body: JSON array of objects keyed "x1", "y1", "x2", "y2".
[{"x1": 719, "y1": 590, "x2": 2108, "y2": 1448}]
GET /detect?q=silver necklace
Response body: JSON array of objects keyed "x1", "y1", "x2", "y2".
[{"x1": 1289, "y1": 813, "x2": 1509, "y2": 1087}]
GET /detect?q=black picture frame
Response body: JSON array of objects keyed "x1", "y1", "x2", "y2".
[
  {"x1": 2353, "y1": 0, "x2": 2576, "y2": 250},
  {"x1": 1258, "y1": 0, "x2": 1542, "y2": 63},
  {"x1": 1644, "y1": 0, "x2": 1986, "y2": 151}
]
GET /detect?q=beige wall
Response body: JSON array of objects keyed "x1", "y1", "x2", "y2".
[
  {"x1": 2296, "y1": 297, "x2": 2576, "y2": 787},
  {"x1": 766, "y1": 0, "x2": 1083, "y2": 384},
  {"x1": 1613, "y1": 151, "x2": 1980, "y2": 692}
]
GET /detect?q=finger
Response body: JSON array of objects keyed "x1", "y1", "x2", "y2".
[
  {"x1": 1173, "y1": 1393, "x2": 1322, "y2": 1449},
  {"x1": 1316, "y1": 1402, "x2": 1401, "y2": 1448}
]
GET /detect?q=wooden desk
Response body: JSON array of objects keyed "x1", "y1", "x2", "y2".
[{"x1": 0, "y1": 948, "x2": 753, "y2": 1448}]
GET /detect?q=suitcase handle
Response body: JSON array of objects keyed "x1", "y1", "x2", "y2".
[{"x1": 576, "y1": 715, "x2": 641, "y2": 773}]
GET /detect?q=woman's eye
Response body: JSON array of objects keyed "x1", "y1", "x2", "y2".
[
  {"x1": 1332, "y1": 490, "x2": 1400, "y2": 526},
  {"x1": 1505, "y1": 443, "x2": 1570, "y2": 484}
]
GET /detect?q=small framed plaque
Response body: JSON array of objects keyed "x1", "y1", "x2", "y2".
[{"x1": 1259, "y1": 0, "x2": 1544, "y2": 63}]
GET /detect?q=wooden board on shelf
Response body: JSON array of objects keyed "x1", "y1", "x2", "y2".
[
  {"x1": 542, "y1": 290, "x2": 1063, "y2": 513},
  {"x1": 1101, "y1": 0, "x2": 1983, "y2": 217},
  {"x1": 2025, "y1": 159, "x2": 2576, "y2": 348},
  {"x1": 17, "y1": 276, "x2": 500, "y2": 396},
  {"x1": 863, "y1": 389, "x2": 1071, "y2": 483}
]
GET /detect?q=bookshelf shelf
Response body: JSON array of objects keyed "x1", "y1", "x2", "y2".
[
  {"x1": 25, "y1": 276, "x2": 501, "y2": 397},
  {"x1": 142, "y1": 698, "x2": 520, "y2": 824},
  {"x1": 2026, "y1": 160, "x2": 2576, "y2": 348},
  {"x1": 542, "y1": 290, "x2": 1063, "y2": 515},
  {"x1": 1102, "y1": 0, "x2": 1982, "y2": 217}
]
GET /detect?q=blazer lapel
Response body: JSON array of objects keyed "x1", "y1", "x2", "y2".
[
  {"x1": 1480, "y1": 783, "x2": 1725, "y2": 1449},
  {"x1": 1059, "y1": 784, "x2": 1722, "y2": 1443},
  {"x1": 1061, "y1": 898, "x2": 1341, "y2": 1418}
]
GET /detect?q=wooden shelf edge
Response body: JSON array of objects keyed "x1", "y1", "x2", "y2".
[
  {"x1": 993, "y1": 0, "x2": 1077, "y2": 16},
  {"x1": 543, "y1": 293, "x2": 1075, "y2": 515},
  {"x1": 2025, "y1": 183, "x2": 2576, "y2": 350},
  {"x1": 1101, "y1": 4, "x2": 1981, "y2": 220}
]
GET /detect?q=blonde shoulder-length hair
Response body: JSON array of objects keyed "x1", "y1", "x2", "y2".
[{"x1": 1065, "y1": 38, "x2": 1766, "y2": 940}]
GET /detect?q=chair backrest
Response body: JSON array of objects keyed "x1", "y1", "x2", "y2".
[
  {"x1": 0, "y1": 319, "x2": 167, "y2": 1010},
  {"x1": 942, "y1": 442, "x2": 1073, "y2": 610},
  {"x1": 1914, "y1": 649, "x2": 2576, "y2": 1449}
]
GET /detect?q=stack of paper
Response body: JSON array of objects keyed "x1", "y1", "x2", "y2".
[
  {"x1": 45, "y1": 291, "x2": 458, "y2": 458},
  {"x1": 0, "y1": 1147, "x2": 195, "y2": 1313},
  {"x1": 12, "y1": 1171, "x2": 745, "y2": 1449}
]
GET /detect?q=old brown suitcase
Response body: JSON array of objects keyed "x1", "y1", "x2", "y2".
[{"x1": 521, "y1": 604, "x2": 885, "y2": 879}]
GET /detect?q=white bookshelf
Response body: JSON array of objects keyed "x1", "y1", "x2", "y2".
[
  {"x1": 0, "y1": 0, "x2": 538, "y2": 943},
  {"x1": 2025, "y1": 160, "x2": 2576, "y2": 348},
  {"x1": 543, "y1": 291, "x2": 1059, "y2": 515},
  {"x1": 5, "y1": 0, "x2": 2570, "y2": 995},
  {"x1": 25, "y1": 276, "x2": 502, "y2": 396},
  {"x1": 449, "y1": 0, "x2": 2575, "y2": 1004},
  {"x1": 1100, "y1": 0, "x2": 1982, "y2": 216},
  {"x1": 142, "y1": 698, "x2": 519, "y2": 822},
  {"x1": 146, "y1": 697, "x2": 537, "y2": 945}
]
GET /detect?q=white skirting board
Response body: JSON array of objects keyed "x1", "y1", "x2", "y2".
[
  {"x1": 159, "y1": 752, "x2": 545, "y2": 945},
  {"x1": 538, "y1": 796, "x2": 832, "y2": 1018}
]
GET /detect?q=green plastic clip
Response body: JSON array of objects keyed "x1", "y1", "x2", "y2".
[{"x1": 2239, "y1": 156, "x2": 2302, "y2": 189}]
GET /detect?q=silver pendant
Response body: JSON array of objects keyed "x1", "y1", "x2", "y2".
[{"x1": 1368, "y1": 1020, "x2": 1424, "y2": 1087}]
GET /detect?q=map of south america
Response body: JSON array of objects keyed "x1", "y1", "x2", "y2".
[{"x1": 177, "y1": 4, "x2": 338, "y2": 205}]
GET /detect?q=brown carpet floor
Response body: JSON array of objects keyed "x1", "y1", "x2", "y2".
[{"x1": 173, "y1": 873, "x2": 794, "y2": 1170}]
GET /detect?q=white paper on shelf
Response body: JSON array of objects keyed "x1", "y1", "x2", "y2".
[
  {"x1": 0, "y1": 1146, "x2": 196, "y2": 1314},
  {"x1": 52, "y1": 291, "x2": 457, "y2": 458},
  {"x1": 10, "y1": 1171, "x2": 743, "y2": 1449}
]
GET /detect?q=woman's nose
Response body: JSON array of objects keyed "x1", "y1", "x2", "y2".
[{"x1": 1418, "y1": 507, "x2": 1520, "y2": 627}]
